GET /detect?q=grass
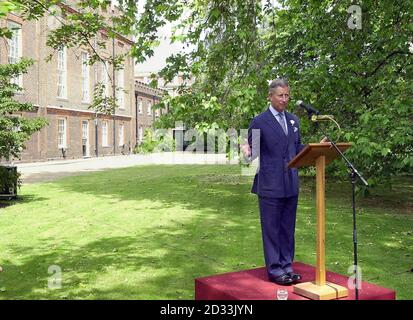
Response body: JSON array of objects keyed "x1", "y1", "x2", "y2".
[{"x1": 0, "y1": 165, "x2": 411, "y2": 299}]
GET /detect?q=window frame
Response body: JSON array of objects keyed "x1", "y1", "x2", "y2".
[
  {"x1": 7, "y1": 21, "x2": 23, "y2": 86},
  {"x1": 81, "y1": 51, "x2": 90, "y2": 103},
  {"x1": 102, "y1": 121, "x2": 109, "y2": 147},
  {"x1": 119, "y1": 123, "x2": 124, "y2": 146},
  {"x1": 101, "y1": 60, "x2": 110, "y2": 97},
  {"x1": 57, "y1": 47, "x2": 67, "y2": 98},
  {"x1": 116, "y1": 67, "x2": 125, "y2": 109},
  {"x1": 57, "y1": 118, "x2": 67, "y2": 149}
]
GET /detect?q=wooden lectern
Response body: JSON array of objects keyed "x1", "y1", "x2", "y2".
[{"x1": 288, "y1": 142, "x2": 351, "y2": 300}]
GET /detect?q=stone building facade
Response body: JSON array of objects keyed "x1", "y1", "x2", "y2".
[
  {"x1": 135, "y1": 81, "x2": 167, "y2": 144},
  {"x1": 135, "y1": 73, "x2": 194, "y2": 98},
  {"x1": 0, "y1": 2, "x2": 138, "y2": 162}
]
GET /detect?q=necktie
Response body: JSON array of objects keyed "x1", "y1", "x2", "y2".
[{"x1": 278, "y1": 112, "x2": 287, "y2": 135}]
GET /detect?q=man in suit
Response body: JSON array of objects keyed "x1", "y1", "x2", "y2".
[{"x1": 242, "y1": 78, "x2": 305, "y2": 285}]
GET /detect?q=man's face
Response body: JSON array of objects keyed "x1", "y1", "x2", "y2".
[{"x1": 268, "y1": 86, "x2": 290, "y2": 112}]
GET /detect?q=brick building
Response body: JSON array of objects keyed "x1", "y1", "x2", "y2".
[
  {"x1": 135, "y1": 73, "x2": 194, "y2": 98},
  {"x1": 135, "y1": 81, "x2": 167, "y2": 144},
  {"x1": 0, "y1": 1, "x2": 138, "y2": 162}
]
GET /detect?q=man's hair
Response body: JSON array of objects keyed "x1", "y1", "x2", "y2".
[{"x1": 269, "y1": 78, "x2": 289, "y2": 94}]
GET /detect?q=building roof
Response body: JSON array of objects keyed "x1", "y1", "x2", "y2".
[{"x1": 135, "y1": 80, "x2": 167, "y2": 98}]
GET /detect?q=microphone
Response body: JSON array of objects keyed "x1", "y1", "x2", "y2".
[
  {"x1": 296, "y1": 100, "x2": 320, "y2": 115},
  {"x1": 311, "y1": 114, "x2": 341, "y2": 131},
  {"x1": 311, "y1": 114, "x2": 335, "y2": 122}
]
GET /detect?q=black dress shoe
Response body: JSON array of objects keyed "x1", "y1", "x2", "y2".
[
  {"x1": 269, "y1": 274, "x2": 293, "y2": 285},
  {"x1": 286, "y1": 272, "x2": 302, "y2": 283}
]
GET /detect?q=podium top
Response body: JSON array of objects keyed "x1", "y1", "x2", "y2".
[{"x1": 288, "y1": 143, "x2": 352, "y2": 168}]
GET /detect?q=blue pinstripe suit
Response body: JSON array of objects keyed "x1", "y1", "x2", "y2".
[{"x1": 248, "y1": 107, "x2": 305, "y2": 278}]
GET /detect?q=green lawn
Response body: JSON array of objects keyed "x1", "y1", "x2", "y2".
[{"x1": 0, "y1": 165, "x2": 412, "y2": 299}]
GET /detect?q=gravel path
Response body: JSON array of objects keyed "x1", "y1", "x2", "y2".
[{"x1": 17, "y1": 152, "x2": 233, "y2": 184}]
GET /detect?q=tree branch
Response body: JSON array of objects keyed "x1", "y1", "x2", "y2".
[
  {"x1": 28, "y1": 0, "x2": 116, "y2": 83},
  {"x1": 366, "y1": 50, "x2": 412, "y2": 78}
]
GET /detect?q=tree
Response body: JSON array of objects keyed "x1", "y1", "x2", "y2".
[
  {"x1": 1, "y1": 0, "x2": 183, "y2": 114},
  {"x1": 262, "y1": 0, "x2": 412, "y2": 189},
  {"x1": 157, "y1": 0, "x2": 412, "y2": 190},
  {"x1": 0, "y1": 58, "x2": 48, "y2": 162},
  {"x1": 1, "y1": 0, "x2": 412, "y2": 190}
]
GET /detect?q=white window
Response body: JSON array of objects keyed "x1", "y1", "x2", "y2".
[
  {"x1": 101, "y1": 61, "x2": 109, "y2": 96},
  {"x1": 102, "y1": 121, "x2": 108, "y2": 146},
  {"x1": 138, "y1": 99, "x2": 143, "y2": 114},
  {"x1": 7, "y1": 21, "x2": 22, "y2": 86},
  {"x1": 147, "y1": 100, "x2": 152, "y2": 115},
  {"x1": 81, "y1": 51, "x2": 90, "y2": 102},
  {"x1": 58, "y1": 118, "x2": 67, "y2": 148},
  {"x1": 116, "y1": 67, "x2": 124, "y2": 109},
  {"x1": 82, "y1": 121, "x2": 89, "y2": 140},
  {"x1": 119, "y1": 124, "x2": 124, "y2": 146},
  {"x1": 57, "y1": 47, "x2": 67, "y2": 98},
  {"x1": 138, "y1": 126, "x2": 143, "y2": 141},
  {"x1": 155, "y1": 108, "x2": 160, "y2": 117},
  {"x1": 94, "y1": 59, "x2": 98, "y2": 88}
]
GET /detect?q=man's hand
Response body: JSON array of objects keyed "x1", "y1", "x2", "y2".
[{"x1": 241, "y1": 141, "x2": 251, "y2": 158}]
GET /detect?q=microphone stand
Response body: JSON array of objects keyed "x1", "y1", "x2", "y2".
[{"x1": 310, "y1": 113, "x2": 368, "y2": 300}]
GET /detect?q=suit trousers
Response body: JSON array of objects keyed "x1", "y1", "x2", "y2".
[{"x1": 258, "y1": 195, "x2": 298, "y2": 278}]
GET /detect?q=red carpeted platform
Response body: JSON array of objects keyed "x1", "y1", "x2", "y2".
[{"x1": 195, "y1": 262, "x2": 395, "y2": 300}]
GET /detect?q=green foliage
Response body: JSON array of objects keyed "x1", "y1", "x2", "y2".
[
  {"x1": 2, "y1": 0, "x2": 412, "y2": 190},
  {"x1": 134, "y1": 128, "x2": 157, "y2": 154},
  {"x1": 0, "y1": 0, "x2": 21, "y2": 38},
  {"x1": 158, "y1": 0, "x2": 413, "y2": 191},
  {"x1": 0, "y1": 166, "x2": 21, "y2": 195},
  {"x1": 3, "y1": 0, "x2": 148, "y2": 114},
  {"x1": 91, "y1": 82, "x2": 117, "y2": 115},
  {"x1": 265, "y1": 0, "x2": 413, "y2": 190},
  {"x1": 134, "y1": 128, "x2": 175, "y2": 154},
  {"x1": 157, "y1": 0, "x2": 270, "y2": 134},
  {"x1": 0, "y1": 58, "x2": 48, "y2": 162}
]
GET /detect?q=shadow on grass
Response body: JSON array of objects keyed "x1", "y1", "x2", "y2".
[
  {"x1": 39, "y1": 166, "x2": 413, "y2": 264},
  {"x1": 0, "y1": 194, "x2": 49, "y2": 210},
  {"x1": 58, "y1": 166, "x2": 413, "y2": 274},
  {"x1": 53, "y1": 165, "x2": 255, "y2": 221},
  {"x1": 0, "y1": 165, "x2": 265, "y2": 299},
  {"x1": 0, "y1": 202, "x2": 12, "y2": 209},
  {"x1": 1, "y1": 165, "x2": 411, "y2": 299},
  {"x1": 1, "y1": 222, "x2": 258, "y2": 299},
  {"x1": 300, "y1": 175, "x2": 413, "y2": 215}
]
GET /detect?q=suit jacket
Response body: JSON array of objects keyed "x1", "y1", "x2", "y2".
[{"x1": 248, "y1": 107, "x2": 305, "y2": 198}]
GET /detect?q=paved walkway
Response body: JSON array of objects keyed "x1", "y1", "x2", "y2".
[{"x1": 17, "y1": 152, "x2": 232, "y2": 183}]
